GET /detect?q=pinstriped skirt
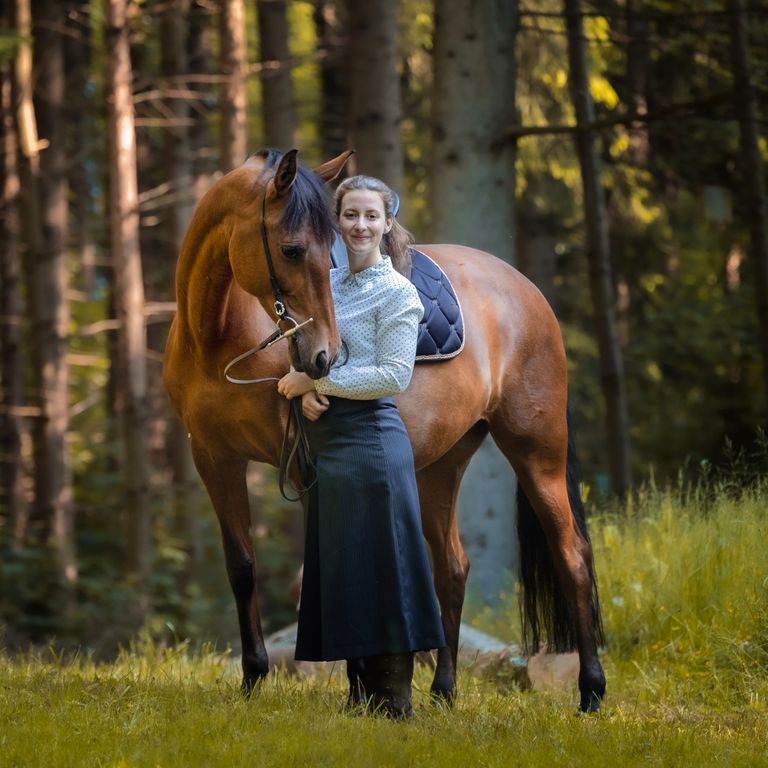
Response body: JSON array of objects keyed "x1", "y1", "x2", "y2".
[{"x1": 294, "y1": 396, "x2": 446, "y2": 662}]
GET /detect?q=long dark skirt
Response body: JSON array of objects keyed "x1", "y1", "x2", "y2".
[{"x1": 294, "y1": 396, "x2": 446, "y2": 662}]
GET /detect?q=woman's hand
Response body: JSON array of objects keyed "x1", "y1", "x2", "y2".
[
  {"x1": 301, "y1": 391, "x2": 330, "y2": 421},
  {"x1": 277, "y1": 370, "x2": 316, "y2": 399}
]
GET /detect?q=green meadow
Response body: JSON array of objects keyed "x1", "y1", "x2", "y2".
[{"x1": 2, "y1": 482, "x2": 767, "y2": 768}]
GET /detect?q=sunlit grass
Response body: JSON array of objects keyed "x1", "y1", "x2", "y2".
[
  {"x1": 597, "y1": 482, "x2": 768, "y2": 709},
  {"x1": 2, "y1": 482, "x2": 767, "y2": 767},
  {"x1": 468, "y1": 480, "x2": 768, "y2": 705},
  {"x1": 1, "y1": 650, "x2": 766, "y2": 768}
]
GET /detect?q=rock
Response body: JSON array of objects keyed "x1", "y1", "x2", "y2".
[
  {"x1": 455, "y1": 623, "x2": 529, "y2": 689},
  {"x1": 524, "y1": 648, "x2": 580, "y2": 691},
  {"x1": 263, "y1": 622, "x2": 579, "y2": 692},
  {"x1": 263, "y1": 622, "x2": 323, "y2": 677}
]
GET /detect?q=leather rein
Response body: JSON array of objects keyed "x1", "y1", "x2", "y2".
[{"x1": 222, "y1": 181, "x2": 317, "y2": 503}]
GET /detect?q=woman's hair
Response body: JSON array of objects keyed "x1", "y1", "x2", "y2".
[{"x1": 333, "y1": 175, "x2": 414, "y2": 275}]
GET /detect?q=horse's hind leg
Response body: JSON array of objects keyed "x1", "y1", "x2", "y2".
[
  {"x1": 417, "y1": 425, "x2": 486, "y2": 702},
  {"x1": 490, "y1": 416, "x2": 606, "y2": 712},
  {"x1": 191, "y1": 444, "x2": 269, "y2": 693}
]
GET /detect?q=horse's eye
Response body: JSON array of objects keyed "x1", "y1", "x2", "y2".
[{"x1": 280, "y1": 244, "x2": 304, "y2": 261}]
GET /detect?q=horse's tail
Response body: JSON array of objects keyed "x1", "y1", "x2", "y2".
[{"x1": 516, "y1": 410, "x2": 604, "y2": 654}]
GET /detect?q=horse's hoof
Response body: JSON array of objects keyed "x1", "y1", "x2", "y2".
[
  {"x1": 578, "y1": 666, "x2": 606, "y2": 713},
  {"x1": 241, "y1": 677, "x2": 262, "y2": 698},
  {"x1": 241, "y1": 650, "x2": 269, "y2": 698},
  {"x1": 429, "y1": 683, "x2": 456, "y2": 707},
  {"x1": 578, "y1": 690, "x2": 603, "y2": 713},
  {"x1": 241, "y1": 669, "x2": 268, "y2": 699}
]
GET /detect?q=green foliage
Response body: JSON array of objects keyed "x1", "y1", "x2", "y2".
[
  {"x1": 513, "y1": 0, "x2": 768, "y2": 484},
  {"x1": 0, "y1": 30, "x2": 23, "y2": 65}
]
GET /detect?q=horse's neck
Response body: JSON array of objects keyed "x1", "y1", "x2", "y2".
[{"x1": 175, "y1": 216, "x2": 236, "y2": 347}]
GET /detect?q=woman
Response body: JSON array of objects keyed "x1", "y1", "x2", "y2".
[{"x1": 277, "y1": 175, "x2": 445, "y2": 717}]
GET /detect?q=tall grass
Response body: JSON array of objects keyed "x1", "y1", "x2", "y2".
[
  {"x1": 1, "y1": 480, "x2": 767, "y2": 767},
  {"x1": 596, "y1": 481, "x2": 768, "y2": 706},
  {"x1": 465, "y1": 477, "x2": 768, "y2": 707}
]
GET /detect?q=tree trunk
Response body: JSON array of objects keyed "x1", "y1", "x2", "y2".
[
  {"x1": 162, "y1": 0, "x2": 195, "y2": 240},
  {"x1": 345, "y1": 0, "x2": 403, "y2": 192},
  {"x1": 727, "y1": 0, "x2": 768, "y2": 409},
  {"x1": 314, "y1": 1, "x2": 347, "y2": 160},
  {"x1": 0, "y1": 58, "x2": 26, "y2": 545},
  {"x1": 189, "y1": 0, "x2": 216, "y2": 199},
  {"x1": 517, "y1": 229, "x2": 558, "y2": 309},
  {"x1": 104, "y1": 0, "x2": 152, "y2": 589},
  {"x1": 219, "y1": 0, "x2": 248, "y2": 172},
  {"x1": 625, "y1": 0, "x2": 649, "y2": 166},
  {"x1": 431, "y1": 0, "x2": 520, "y2": 603},
  {"x1": 13, "y1": 0, "x2": 42, "y2": 550},
  {"x1": 65, "y1": 0, "x2": 98, "y2": 295},
  {"x1": 430, "y1": 0, "x2": 517, "y2": 257},
  {"x1": 564, "y1": 0, "x2": 632, "y2": 495},
  {"x1": 30, "y1": 0, "x2": 77, "y2": 588},
  {"x1": 161, "y1": 0, "x2": 204, "y2": 579},
  {"x1": 257, "y1": 0, "x2": 296, "y2": 149}
]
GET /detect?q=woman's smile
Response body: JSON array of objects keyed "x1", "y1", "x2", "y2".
[{"x1": 338, "y1": 188, "x2": 393, "y2": 272}]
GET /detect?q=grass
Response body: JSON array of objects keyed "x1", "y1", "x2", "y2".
[{"x1": 2, "y1": 482, "x2": 767, "y2": 767}]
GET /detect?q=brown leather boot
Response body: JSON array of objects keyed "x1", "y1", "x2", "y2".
[{"x1": 361, "y1": 652, "x2": 414, "y2": 719}]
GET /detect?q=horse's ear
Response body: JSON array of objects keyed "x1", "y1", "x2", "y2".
[
  {"x1": 313, "y1": 149, "x2": 355, "y2": 183},
  {"x1": 272, "y1": 149, "x2": 299, "y2": 197}
]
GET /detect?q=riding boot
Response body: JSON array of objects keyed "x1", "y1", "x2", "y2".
[
  {"x1": 361, "y1": 652, "x2": 414, "y2": 719},
  {"x1": 345, "y1": 658, "x2": 367, "y2": 709}
]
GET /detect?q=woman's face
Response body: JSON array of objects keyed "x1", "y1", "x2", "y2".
[{"x1": 337, "y1": 189, "x2": 392, "y2": 263}]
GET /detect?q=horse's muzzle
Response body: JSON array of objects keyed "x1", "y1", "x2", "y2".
[
  {"x1": 290, "y1": 334, "x2": 333, "y2": 379},
  {"x1": 314, "y1": 350, "x2": 329, "y2": 377}
]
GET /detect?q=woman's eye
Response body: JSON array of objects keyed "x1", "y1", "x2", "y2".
[{"x1": 280, "y1": 244, "x2": 304, "y2": 261}]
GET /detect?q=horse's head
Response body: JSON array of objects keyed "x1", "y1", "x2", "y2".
[{"x1": 228, "y1": 148, "x2": 352, "y2": 378}]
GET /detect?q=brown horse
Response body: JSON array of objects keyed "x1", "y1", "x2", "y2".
[{"x1": 163, "y1": 148, "x2": 606, "y2": 713}]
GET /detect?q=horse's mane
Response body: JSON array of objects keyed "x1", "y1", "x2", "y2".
[{"x1": 254, "y1": 149, "x2": 337, "y2": 245}]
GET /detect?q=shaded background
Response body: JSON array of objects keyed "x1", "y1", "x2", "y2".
[{"x1": 1, "y1": 0, "x2": 767, "y2": 653}]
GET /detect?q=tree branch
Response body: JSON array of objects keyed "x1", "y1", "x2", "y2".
[{"x1": 497, "y1": 93, "x2": 734, "y2": 147}]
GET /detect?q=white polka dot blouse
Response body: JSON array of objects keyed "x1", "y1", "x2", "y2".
[{"x1": 314, "y1": 256, "x2": 424, "y2": 400}]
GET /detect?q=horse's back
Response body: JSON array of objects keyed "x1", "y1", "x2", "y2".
[
  {"x1": 413, "y1": 243, "x2": 564, "y2": 361},
  {"x1": 400, "y1": 244, "x2": 567, "y2": 468}
]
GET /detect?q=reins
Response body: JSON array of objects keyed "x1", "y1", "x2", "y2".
[
  {"x1": 222, "y1": 177, "x2": 318, "y2": 502},
  {"x1": 223, "y1": 316, "x2": 313, "y2": 385}
]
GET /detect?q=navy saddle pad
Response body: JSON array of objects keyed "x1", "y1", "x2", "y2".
[{"x1": 408, "y1": 248, "x2": 465, "y2": 361}]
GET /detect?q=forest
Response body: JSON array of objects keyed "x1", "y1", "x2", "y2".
[{"x1": 1, "y1": 0, "x2": 767, "y2": 653}]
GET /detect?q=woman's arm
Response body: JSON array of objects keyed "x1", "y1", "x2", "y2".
[{"x1": 314, "y1": 286, "x2": 423, "y2": 400}]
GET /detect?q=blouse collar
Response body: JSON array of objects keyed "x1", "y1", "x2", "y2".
[{"x1": 339, "y1": 255, "x2": 392, "y2": 285}]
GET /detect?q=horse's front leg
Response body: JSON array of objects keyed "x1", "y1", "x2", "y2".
[{"x1": 191, "y1": 445, "x2": 268, "y2": 693}]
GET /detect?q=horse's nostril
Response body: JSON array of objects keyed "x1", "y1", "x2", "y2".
[{"x1": 315, "y1": 350, "x2": 328, "y2": 374}]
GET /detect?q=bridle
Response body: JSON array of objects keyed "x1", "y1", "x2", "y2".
[
  {"x1": 223, "y1": 185, "x2": 314, "y2": 385},
  {"x1": 222, "y1": 177, "x2": 319, "y2": 502}
]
